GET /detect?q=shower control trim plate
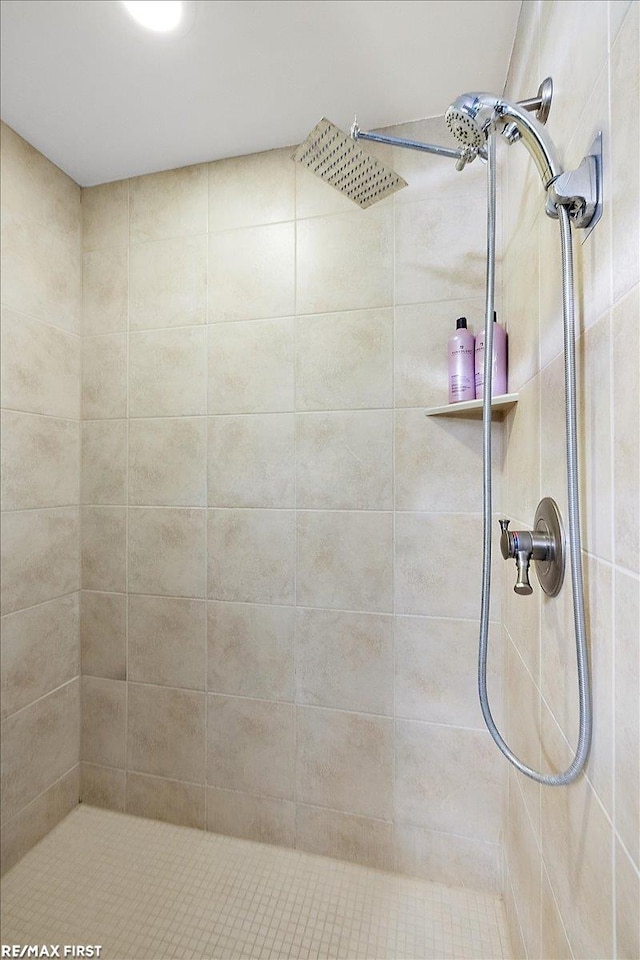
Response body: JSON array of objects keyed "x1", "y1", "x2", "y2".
[
  {"x1": 499, "y1": 498, "x2": 565, "y2": 597},
  {"x1": 533, "y1": 497, "x2": 565, "y2": 596}
]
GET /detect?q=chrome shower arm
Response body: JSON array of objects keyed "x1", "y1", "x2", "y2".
[{"x1": 351, "y1": 124, "x2": 464, "y2": 160}]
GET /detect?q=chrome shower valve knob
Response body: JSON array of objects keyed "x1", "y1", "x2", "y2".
[{"x1": 499, "y1": 519, "x2": 552, "y2": 596}]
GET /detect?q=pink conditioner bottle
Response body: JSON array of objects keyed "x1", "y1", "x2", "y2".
[
  {"x1": 448, "y1": 317, "x2": 475, "y2": 403},
  {"x1": 475, "y1": 311, "x2": 508, "y2": 398}
]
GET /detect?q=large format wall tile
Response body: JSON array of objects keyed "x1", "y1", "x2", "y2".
[
  {"x1": 295, "y1": 308, "x2": 393, "y2": 411},
  {"x1": 296, "y1": 411, "x2": 393, "y2": 510},
  {"x1": 208, "y1": 509, "x2": 295, "y2": 604},
  {"x1": 616, "y1": 838, "x2": 640, "y2": 960},
  {"x1": 395, "y1": 513, "x2": 500, "y2": 619},
  {"x1": 81, "y1": 676, "x2": 126, "y2": 768},
  {"x1": 129, "y1": 418, "x2": 207, "y2": 507},
  {"x1": 130, "y1": 235, "x2": 206, "y2": 331},
  {"x1": 129, "y1": 164, "x2": 208, "y2": 243},
  {"x1": 1, "y1": 410, "x2": 79, "y2": 510},
  {"x1": 0, "y1": 766, "x2": 79, "y2": 876},
  {"x1": 129, "y1": 327, "x2": 207, "y2": 417},
  {"x1": 127, "y1": 683, "x2": 206, "y2": 783},
  {"x1": 208, "y1": 318, "x2": 294, "y2": 414},
  {"x1": 209, "y1": 148, "x2": 295, "y2": 231},
  {"x1": 295, "y1": 805, "x2": 394, "y2": 872},
  {"x1": 81, "y1": 591, "x2": 126, "y2": 681},
  {"x1": 296, "y1": 208, "x2": 393, "y2": 315},
  {"x1": 1, "y1": 680, "x2": 79, "y2": 821},
  {"x1": 395, "y1": 195, "x2": 485, "y2": 305},
  {"x1": 296, "y1": 511, "x2": 393, "y2": 612},
  {"x1": 296, "y1": 706, "x2": 393, "y2": 820},
  {"x1": 1, "y1": 507, "x2": 79, "y2": 614},
  {"x1": 207, "y1": 695, "x2": 294, "y2": 799},
  {"x1": 208, "y1": 222, "x2": 295, "y2": 322},
  {"x1": 81, "y1": 420, "x2": 127, "y2": 505},
  {"x1": 615, "y1": 568, "x2": 639, "y2": 867},
  {"x1": 82, "y1": 334, "x2": 127, "y2": 419},
  {"x1": 82, "y1": 247, "x2": 128, "y2": 336},
  {"x1": 206, "y1": 787, "x2": 294, "y2": 847},
  {"x1": 394, "y1": 823, "x2": 501, "y2": 894},
  {"x1": 395, "y1": 616, "x2": 500, "y2": 729},
  {"x1": 1, "y1": 594, "x2": 79, "y2": 719},
  {"x1": 81, "y1": 506, "x2": 126, "y2": 593},
  {"x1": 613, "y1": 286, "x2": 639, "y2": 574},
  {"x1": 1, "y1": 308, "x2": 80, "y2": 420},
  {"x1": 207, "y1": 601, "x2": 294, "y2": 702},
  {"x1": 126, "y1": 772, "x2": 205, "y2": 829},
  {"x1": 295, "y1": 609, "x2": 393, "y2": 716},
  {"x1": 208, "y1": 414, "x2": 294, "y2": 508},
  {"x1": 128, "y1": 507, "x2": 206, "y2": 598},
  {"x1": 611, "y1": 3, "x2": 639, "y2": 301},
  {"x1": 1, "y1": 122, "x2": 81, "y2": 247},
  {"x1": 395, "y1": 409, "x2": 492, "y2": 513},
  {"x1": 82, "y1": 181, "x2": 128, "y2": 251},
  {"x1": 1, "y1": 211, "x2": 81, "y2": 334},
  {"x1": 395, "y1": 720, "x2": 502, "y2": 842},
  {"x1": 80, "y1": 763, "x2": 125, "y2": 813},
  {"x1": 128, "y1": 595, "x2": 206, "y2": 689}
]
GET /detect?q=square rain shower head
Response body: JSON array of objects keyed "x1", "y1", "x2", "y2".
[{"x1": 294, "y1": 118, "x2": 407, "y2": 208}]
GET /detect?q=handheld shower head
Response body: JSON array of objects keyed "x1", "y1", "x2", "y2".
[
  {"x1": 445, "y1": 95, "x2": 493, "y2": 149},
  {"x1": 446, "y1": 92, "x2": 563, "y2": 188}
]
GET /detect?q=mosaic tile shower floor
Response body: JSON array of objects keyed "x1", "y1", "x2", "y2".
[{"x1": 1, "y1": 806, "x2": 511, "y2": 960}]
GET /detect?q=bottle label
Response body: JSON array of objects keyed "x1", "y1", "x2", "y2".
[{"x1": 450, "y1": 374, "x2": 473, "y2": 398}]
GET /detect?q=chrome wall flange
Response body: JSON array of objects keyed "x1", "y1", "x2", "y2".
[{"x1": 517, "y1": 77, "x2": 553, "y2": 124}]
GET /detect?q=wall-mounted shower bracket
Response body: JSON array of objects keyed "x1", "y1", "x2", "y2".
[
  {"x1": 517, "y1": 77, "x2": 553, "y2": 125},
  {"x1": 546, "y1": 131, "x2": 603, "y2": 236},
  {"x1": 499, "y1": 498, "x2": 565, "y2": 597}
]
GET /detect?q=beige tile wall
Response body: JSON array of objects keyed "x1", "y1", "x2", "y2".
[
  {"x1": 0, "y1": 123, "x2": 82, "y2": 873},
  {"x1": 501, "y1": 2, "x2": 639, "y2": 958},
  {"x1": 79, "y1": 115, "x2": 505, "y2": 890}
]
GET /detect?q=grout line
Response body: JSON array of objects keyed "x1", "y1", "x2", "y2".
[
  {"x1": 0, "y1": 762, "x2": 81, "y2": 829},
  {"x1": 292, "y1": 168, "x2": 299, "y2": 852},
  {"x1": 1, "y1": 588, "x2": 81, "y2": 620},
  {"x1": 391, "y1": 183, "x2": 398, "y2": 871},
  {"x1": 204, "y1": 170, "x2": 210, "y2": 834},
  {"x1": 3, "y1": 502, "x2": 83, "y2": 513},
  {"x1": 1, "y1": 408, "x2": 80, "y2": 424},
  {"x1": 76, "y1": 293, "x2": 494, "y2": 336},
  {"x1": 606, "y1": 19, "x2": 618, "y2": 955},
  {"x1": 123, "y1": 177, "x2": 131, "y2": 814},
  {"x1": 1, "y1": 674, "x2": 80, "y2": 722},
  {"x1": 0, "y1": 301, "x2": 82, "y2": 341}
]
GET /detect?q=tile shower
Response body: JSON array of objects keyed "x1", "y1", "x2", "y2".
[
  {"x1": 77, "y1": 118, "x2": 503, "y2": 886},
  {"x1": 1, "y1": 2, "x2": 639, "y2": 959}
]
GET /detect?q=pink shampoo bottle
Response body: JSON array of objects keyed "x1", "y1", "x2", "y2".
[{"x1": 448, "y1": 317, "x2": 475, "y2": 403}]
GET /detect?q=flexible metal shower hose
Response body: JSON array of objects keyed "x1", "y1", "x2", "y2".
[{"x1": 478, "y1": 134, "x2": 592, "y2": 784}]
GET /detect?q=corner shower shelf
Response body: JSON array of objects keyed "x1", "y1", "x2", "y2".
[{"x1": 424, "y1": 392, "x2": 519, "y2": 421}]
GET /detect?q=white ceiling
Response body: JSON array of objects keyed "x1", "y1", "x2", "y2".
[{"x1": 0, "y1": 0, "x2": 521, "y2": 187}]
